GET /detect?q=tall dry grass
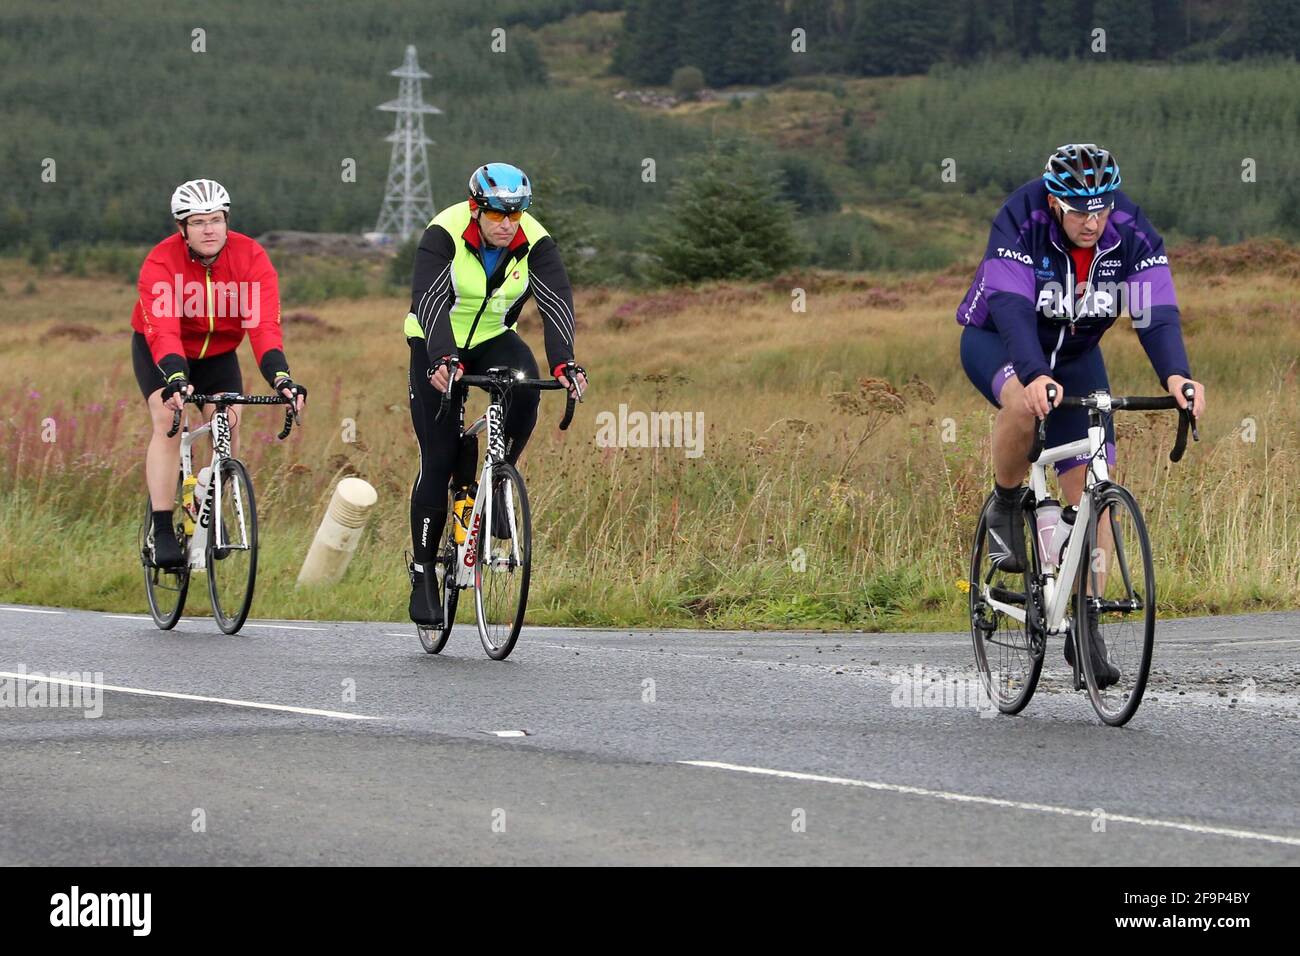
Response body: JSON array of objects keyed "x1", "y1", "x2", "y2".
[{"x1": 1, "y1": 244, "x2": 1296, "y2": 628}]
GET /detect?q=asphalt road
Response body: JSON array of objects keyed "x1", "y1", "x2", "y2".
[{"x1": 1, "y1": 603, "x2": 1297, "y2": 865}]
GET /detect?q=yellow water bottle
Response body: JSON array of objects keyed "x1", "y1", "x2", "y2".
[
  {"x1": 181, "y1": 474, "x2": 198, "y2": 534},
  {"x1": 452, "y1": 487, "x2": 476, "y2": 544}
]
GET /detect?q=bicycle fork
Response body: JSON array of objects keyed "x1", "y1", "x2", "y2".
[{"x1": 450, "y1": 403, "x2": 519, "y2": 587}]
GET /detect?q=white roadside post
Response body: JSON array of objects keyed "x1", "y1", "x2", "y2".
[{"x1": 297, "y1": 477, "x2": 378, "y2": 587}]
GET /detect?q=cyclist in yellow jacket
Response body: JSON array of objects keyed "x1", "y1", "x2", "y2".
[{"x1": 403, "y1": 163, "x2": 587, "y2": 626}]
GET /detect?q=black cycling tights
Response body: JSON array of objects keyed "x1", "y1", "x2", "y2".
[{"x1": 408, "y1": 331, "x2": 540, "y2": 568}]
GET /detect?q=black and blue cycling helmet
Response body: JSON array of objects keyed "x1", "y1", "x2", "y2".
[
  {"x1": 468, "y1": 162, "x2": 532, "y2": 213},
  {"x1": 1043, "y1": 143, "x2": 1121, "y2": 212}
]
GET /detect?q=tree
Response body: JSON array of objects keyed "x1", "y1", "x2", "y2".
[
  {"x1": 1150, "y1": 0, "x2": 1188, "y2": 57},
  {"x1": 849, "y1": 0, "x2": 953, "y2": 75},
  {"x1": 777, "y1": 155, "x2": 840, "y2": 213},
  {"x1": 612, "y1": 0, "x2": 686, "y2": 83},
  {"x1": 719, "y1": 0, "x2": 789, "y2": 85},
  {"x1": 1095, "y1": 0, "x2": 1154, "y2": 59},
  {"x1": 613, "y1": 0, "x2": 788, "y2": 87},
  {"x1": 671, "y1": 66, "x2": 705, "y2": 100},
  {"x1": 1243, "y1": 0, "x2": 1300, "y2": 56},
  {"x1": 651, "y1": 141, "x2": 798, "y2": 283}
]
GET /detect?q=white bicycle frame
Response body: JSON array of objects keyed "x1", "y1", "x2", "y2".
[
  {"x1": 448, "y1": 399, "x2": 521, "y2": 589},
  {"x1": 981, "y1": 393, "x2": 1115, "y2": 636},
  {"x1": 177, "y1": 404, "x2": 249, "y2": 571}
]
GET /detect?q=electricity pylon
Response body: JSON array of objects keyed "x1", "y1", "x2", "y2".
[{"x1": 374, "y1": 45, "x2": 441, "y2": 241}]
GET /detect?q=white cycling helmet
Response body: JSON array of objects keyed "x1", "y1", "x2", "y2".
[{"x1": 171, "y1": 179, "x2": 231, "y2": 221}]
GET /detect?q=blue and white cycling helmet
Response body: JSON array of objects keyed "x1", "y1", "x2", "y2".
[
  {"x1": 1043, "y1": 143, "x2": 1121, "y2": 212},
  {"x1": 468, "y1": 163, "x2": 532, "y2": 213}
]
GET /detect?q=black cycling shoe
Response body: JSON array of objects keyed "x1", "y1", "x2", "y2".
[
  {"x1": 985, "y1": 486, "x2": 1027, "y2": 573},
  {"x1": 1066, "y1": 605, "x2": 1120, "y2": 688},
  {"x1": 408, "y1": 563, "x2": 443, "y2": 628},
  {"x1": 151, "y1": 530, "x2": 185, "y2": 569}
]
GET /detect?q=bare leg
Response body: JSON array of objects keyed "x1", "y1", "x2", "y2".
[
  {"x1": 992, "y1": 378, "x2": 1037, "y2": 488},
  {"x1": 145, "y1": 389, "x2": 183, "y2": 509}
]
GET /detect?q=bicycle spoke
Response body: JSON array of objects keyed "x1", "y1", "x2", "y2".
[
  {"x1": 207, "y1": 459, "x2": 258, "y2": 634},
  {"x1": 141, "y1": 488, "x2": 190, "y2": 629},
  {"x1": 474, "y1": 464, "x2": 530, "y2": 660},
  {"x1": 1078, "y1": 485, "x2": 1155, "y2": 726},
  {"x1": 969, "y1": 494, "x2": 1042, "y2": 714}
]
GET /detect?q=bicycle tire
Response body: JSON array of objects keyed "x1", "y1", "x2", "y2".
[
  {"x1": 206, "y1": 458, "x2": 259, "y2": 635},
  {"x1": 140, "y1": 490, "x2": 190, "y2": 630},
  {"x1": 1076, "y1": 482, "x2": 1155, "y2": 726},
  {"x1": 473, "y1": 462, "x2": 531, "y2": 661},
  {"x1": 970, "y1": 492, "x2": 1043, "y2": 714},
  {"x1": 419, "y1": 544, "x2": 459, "y2": 655}
]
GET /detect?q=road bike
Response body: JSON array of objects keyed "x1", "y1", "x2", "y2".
[
  {"x1": 969, "y1": 383, "x2": 1197, "y2": 726},
  {"x1": 140, "y1": 393, "x2": 297, "y2": 634},
  {"x1": 416, "y1": 364, "x2": 579, "y2": 660}
]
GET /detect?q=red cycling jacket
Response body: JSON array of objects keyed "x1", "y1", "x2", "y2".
[{"x1": 130, "y1": 230, "x2": 289, "y2": 384}]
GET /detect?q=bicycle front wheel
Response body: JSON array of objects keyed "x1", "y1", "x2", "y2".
[
  {"x1": 473, "y1": 462, "x2": 531, "y2": 660},
  {"x1": 140, "y1": 490, "x2": 190, "y2": 630},
  {"x1": 970, "y1": 492, "x2": 1043, "y2": 714},
  {"x1": 1077, "y1": 482, "x2": 1155, "y2": 726},
  {"x1": 206, "y1": 458, "x2": 259, "y2": 635}
]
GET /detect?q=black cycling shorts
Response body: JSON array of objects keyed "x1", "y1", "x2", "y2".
[
  {"x1": 960, "y1": 324, "x2": 1115, "y2": 476},
  {"x1": 131, "y1": 332, "x2": 242, "y2": 401}
]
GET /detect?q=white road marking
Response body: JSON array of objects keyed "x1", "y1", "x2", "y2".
[
  {"x1": 242, "y1": 623, "x2": 326, "y2": 632},
  {"x1": 1213, "y1": 638, "x2": 1300, "y2": 648},
  {"x1": 680, "y1": 761, "x2": 1300, "y2": 848},
  {"x1": 0, "y1": 607, "x2": 65, "y2": 615},
  {"x1": 488, "y1": 730, "x2": 528, "y2": 738},
  {"x1": 104, "y1": 615, "x2": 153, "y2": 621},
  {"x1": 0, "y1": 671, "x2": 375, "y2": 721}
]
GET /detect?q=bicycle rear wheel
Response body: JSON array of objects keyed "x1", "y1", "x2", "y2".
[
  {"x1": 140, "y1": 490, "x2": 190, "y2": 630},
  {"x1": 970, "y1": 492, "x2": 1043, "y2": 714},
  {"x1": 473, "y1": 462, "x2": 531, "y2": 661},
  {"x1": 206, "y1": 458, "x2": 258, "y2": 635},
  {"x1": 1077, "y1": 482, "x2": 1155, "y2": 726}
]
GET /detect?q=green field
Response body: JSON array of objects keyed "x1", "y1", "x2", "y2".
[{"x1": 3, "y1": 239, "x2": 1297, "y2": 628}]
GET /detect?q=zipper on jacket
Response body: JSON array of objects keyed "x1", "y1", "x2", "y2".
[
  {"x1": 198, "y1": 266, "x2": 214, "y2": 359},
  {"x1": 464, "y1": 234, "x2": 525, "y2": 350},
  {"x1": 1083, "y1": 234, "x2": 1121, "y2": 328},
  {"x1": 1051, "y1": 237, "x2": 1075, "y2": 332}
]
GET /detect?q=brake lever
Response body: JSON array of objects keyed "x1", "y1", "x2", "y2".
[
  {"x1": 433, "y1": 355, "x2": 459, "y2": 424},
  {"x1": 1181, "y1": 382, "x2": 1199, "y2": 442},
  {"x1": 1027, "y1": 383, "x2": 1056, "y2": 463},
  {"x1": 278, "y1": 406, "x2": 295, "y2": 441}
]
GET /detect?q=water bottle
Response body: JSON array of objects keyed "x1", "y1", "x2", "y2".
[
  {"x1": 181, "y1": 474, "x2": 198, "y2": 534},
  {"x1": 194, "y1": 466, "x2": 212, "y2": 516},
  {"x1": 452, "y1": 484, "x2": 477, "y2": 545},
  {"x1": 1035, "y1": 500, "x2": 1062, "y2": 572},
  {"x1": 1049, "y1": 505, "x2": 1077, "y2": 568}
]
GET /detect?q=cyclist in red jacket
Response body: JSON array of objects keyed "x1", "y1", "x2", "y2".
[{"x1": 130, "y1": 179, "x2": 307, "y2": 567}]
